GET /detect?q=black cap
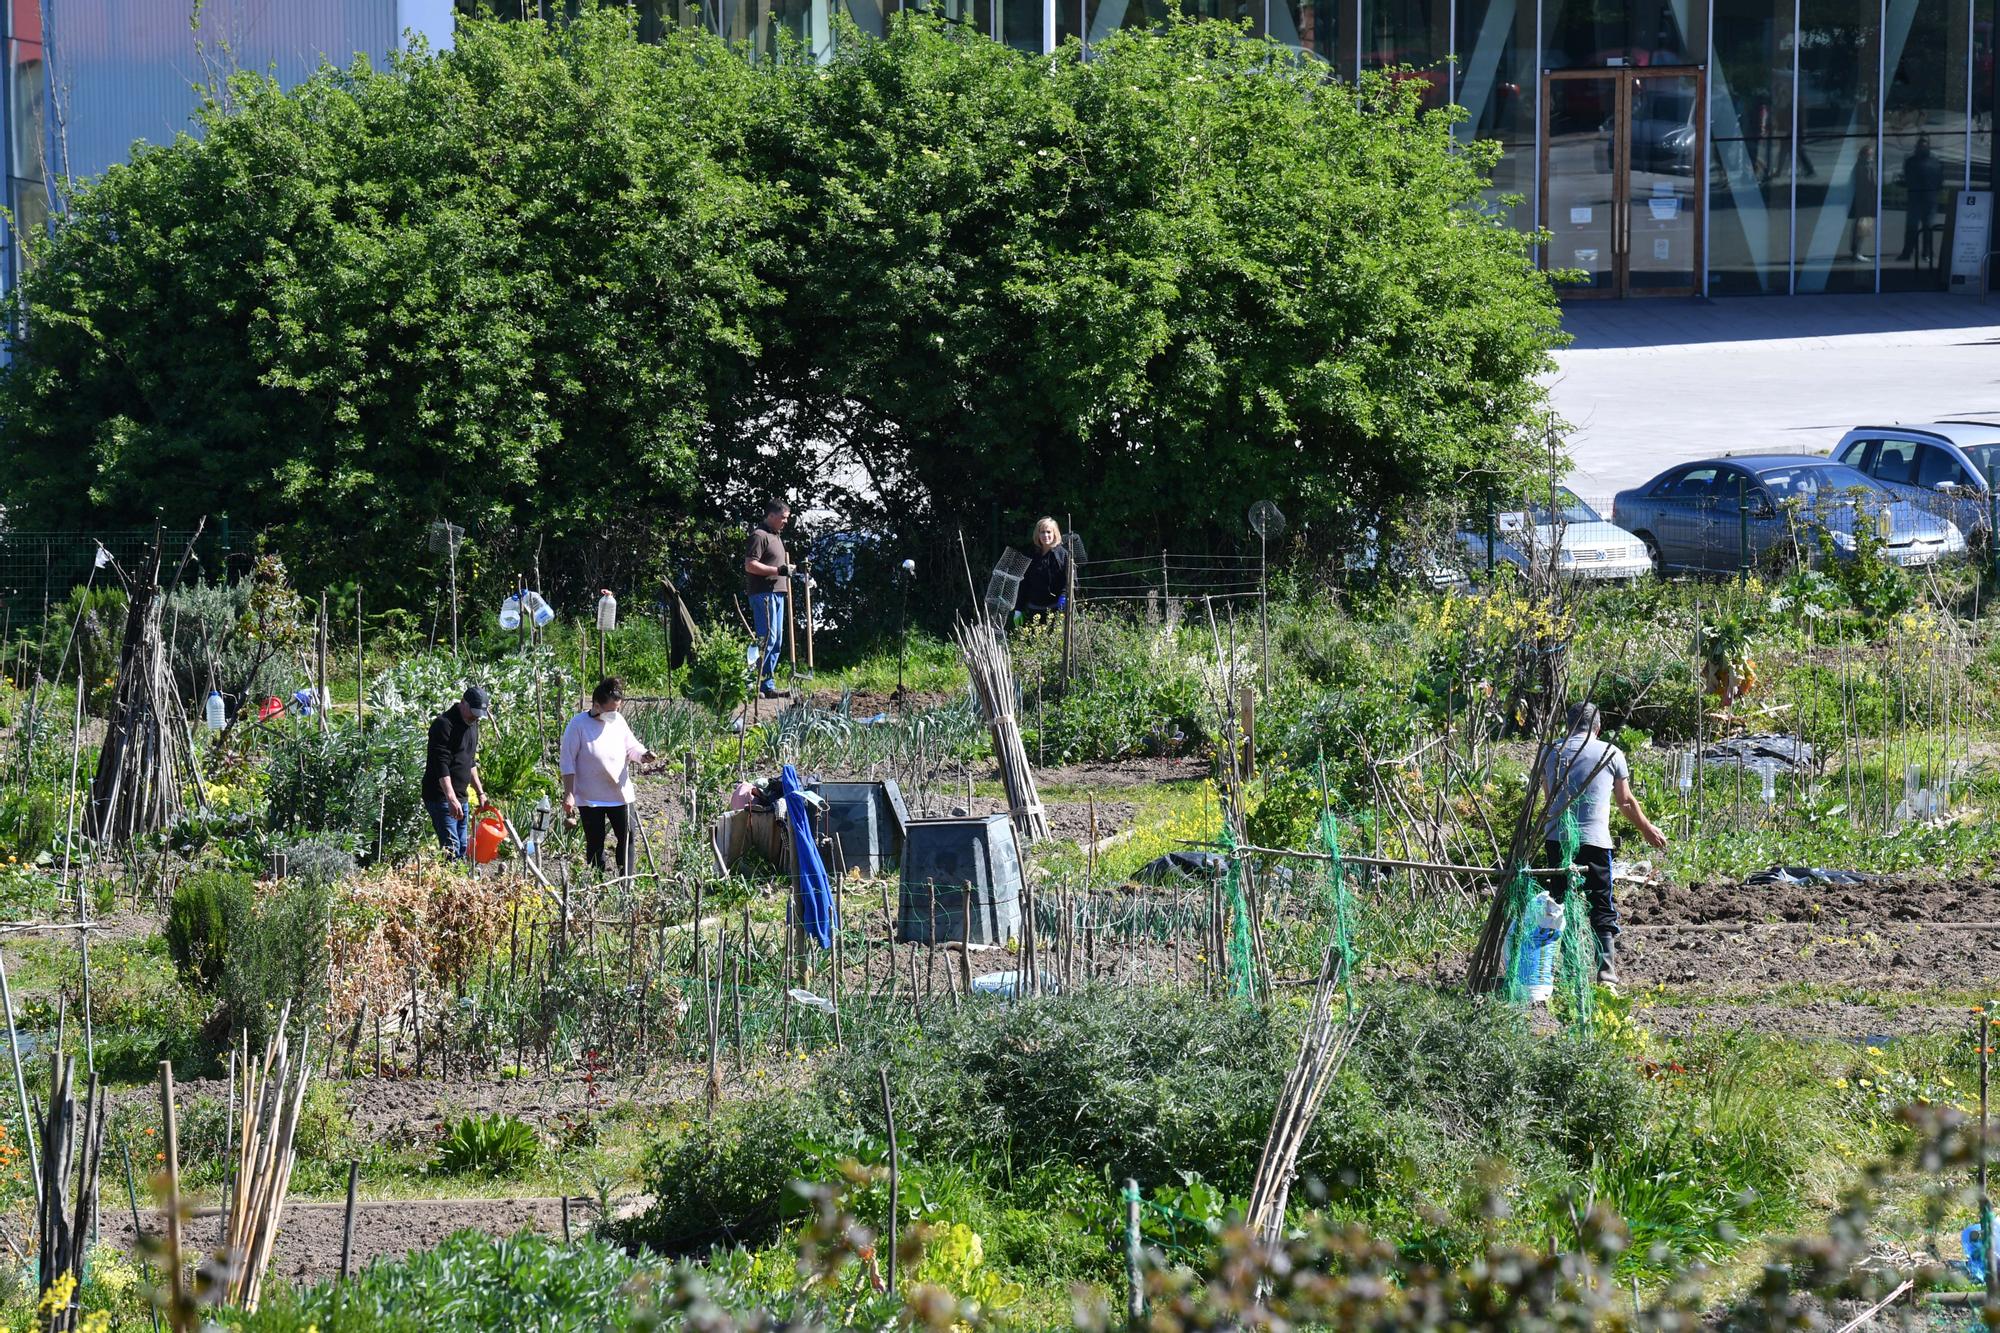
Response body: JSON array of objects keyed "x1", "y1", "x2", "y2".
[{"x1": 462, "y1": 685, "x2": 491, "y2": 717}]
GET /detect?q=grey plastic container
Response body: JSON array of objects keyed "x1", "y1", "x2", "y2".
[
  {"x1": 820, "y1": 780, "x2": 910, "y2": 877},
  {"x1": 897, "y1": 813, "x2": 1024, "y2": 946}
]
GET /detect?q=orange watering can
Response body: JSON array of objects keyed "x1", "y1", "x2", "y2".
[{"x1": 470, "y1": 804, "x2": 508, "y2": 864}]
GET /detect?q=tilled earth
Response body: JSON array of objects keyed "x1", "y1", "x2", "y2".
[
  {"x1": 101, "y1": 1193, "x2": 635, "y2": 1284},
  {"x1": 1620, "y1": 871, "x2": 1998, "y2": 1039}
]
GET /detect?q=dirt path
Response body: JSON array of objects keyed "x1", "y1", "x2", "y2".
[{"x1": 100, "y1": 1193, "x2": 646, "y2": 1284}]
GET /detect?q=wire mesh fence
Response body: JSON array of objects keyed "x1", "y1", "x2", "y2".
[
  {"x1": 0, "y1": 529, "x2": 227, "y2": 608},
  {"x1": 1072, "y1": 551, "x2": 1268, "y2": 605},
  {"x1": 1383, "y1": 485, "x2": 1985, "y2": 589}
]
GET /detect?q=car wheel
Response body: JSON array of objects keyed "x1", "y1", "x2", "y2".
[{"x1": 1635, "y1": 532, "x2": 1664, "y2": 575}]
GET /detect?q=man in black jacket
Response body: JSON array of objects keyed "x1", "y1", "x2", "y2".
[{"x1": 423, "y1": 685, "x2": 490, "y2": 859}]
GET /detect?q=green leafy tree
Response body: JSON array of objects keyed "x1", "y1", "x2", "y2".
[
  {"x1": 0, "y1": 10, "x2": 1558, "y2": 596},
  {"x1": 746, "y1": 17, "x2": 1563, "y2": 550},
  {"x1": 0, "y1": 13, "x2": 779, "y2": 602}
]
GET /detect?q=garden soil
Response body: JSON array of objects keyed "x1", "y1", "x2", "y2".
[
  {"x1": 1618, "y1": 870, "x2": 1998, "y2": 1040},
  {"x1": 101, "y1": 1192, "x2": 643, "y2": 1283}
]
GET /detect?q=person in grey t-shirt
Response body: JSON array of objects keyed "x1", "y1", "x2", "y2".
[
  {"x1": 742, "y1": 498, "x2": 796, "y2": 700},
  {"x1": 1539, "y1": 702, "x2": 1667, "y2": 991}
]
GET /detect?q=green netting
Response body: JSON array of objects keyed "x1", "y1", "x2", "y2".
[
  {"x1": 1216, "y1": 822, "x2": 1259, "y2": 1002},
  {"x1": 1501, "y1": 812, "x2": 1595, "y2": 1029},
  {"x1": 1315, "y1": 808, "x2": 1357, "y2": 1020},
  {"x1": 1498, "y1": 865, "x2": 1540, "y2": 1006},
  {"x1": 1137, "y1": 1199, "x2": 1209, "y2": 1266}
]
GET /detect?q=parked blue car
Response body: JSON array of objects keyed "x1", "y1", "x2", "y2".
[
  {"x1": 1611, "y1": 454, "x2": 1966, "y2": 574},
  {"x1": 1830, "y1": 421, "x2": 2000, "y2": 542}
]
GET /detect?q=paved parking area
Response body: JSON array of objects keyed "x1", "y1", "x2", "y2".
[{"x1": 1549, "y1": 294, "x2": 2000, "y2": 500}]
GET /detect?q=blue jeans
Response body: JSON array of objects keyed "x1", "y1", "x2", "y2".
[
  {"x1": 749, "y1": 591, "x2": 787, "y2": 692},
  {"x1": 426, "y1": 798, "x2": 467, "y2": 860}
]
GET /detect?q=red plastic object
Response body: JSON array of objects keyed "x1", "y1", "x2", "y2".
[
  {"x1": 257, "y1": 696, "x2": 285, "y2": 722},
  {"x1": 471, "y1": 805, "x2": 507, "y2": 864}
]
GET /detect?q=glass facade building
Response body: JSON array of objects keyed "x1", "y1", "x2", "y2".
[
  {"x1": 4, "y1": 0, "x2": 1989, "y2": 299},
  {"x1": 0, "y1": 0, "x2": 454, "y2": 295},
  {"x1": 705, "y1": 0, "x2": 1996, "y2": 297}
]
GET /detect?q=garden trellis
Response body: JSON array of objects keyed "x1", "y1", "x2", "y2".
[{"x1": 1072, "y1": 550, "x2": 1266, "y2": 606}]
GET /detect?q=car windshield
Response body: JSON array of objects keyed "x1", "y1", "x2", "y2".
[
  {"x1": 1961, "y1": 443, "x2": 2000, "y2": 483},
  {"x1": 1506, "y1": 490, "x2": 1602, "y2": 525},
  {"x1": 1755, "y1": 464, "x2": 1878, "y2": 500}
]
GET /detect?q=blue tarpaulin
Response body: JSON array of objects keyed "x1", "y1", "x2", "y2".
[{"x1": 783, "y1": 763, "x2": 836, "y2": 949}]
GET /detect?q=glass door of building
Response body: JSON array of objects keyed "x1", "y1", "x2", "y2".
[{"x1": 1541, "y1": 68, "x2": 1705, "y2": 297}]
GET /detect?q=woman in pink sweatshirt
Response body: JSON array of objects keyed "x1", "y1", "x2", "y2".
[{"x1": 559, "y1": 677, "x2": 655, "y2": 876}]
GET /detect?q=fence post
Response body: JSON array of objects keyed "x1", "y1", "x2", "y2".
[
  {"x1": 1483, "y1": 485, "x2": 1496, "y2": 580},
  {"x1": 1738, "y1": 477, "x2": 1750, "y2": 583},
  {"x1": 1125, "y1": 1178, "x2": 1144, "y2": 1328}
]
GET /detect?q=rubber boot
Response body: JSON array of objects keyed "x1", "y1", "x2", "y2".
[{"x1": 1594, "y1": 930, "x2": 1620, "y2": 994}]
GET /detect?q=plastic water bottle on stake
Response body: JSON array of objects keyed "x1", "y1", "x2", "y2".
[
  {"x1": 204, "y1": 691, "x2": 226, "y2": 732},
  {"x1": 499, "y1": 594, "x2": 522, "y2": 631},
  {"x1": 1510, "y1": 890, "x2": 1565, "y2": 1003},
  {"x1": 596, "y1": 590, "x2": 618, "y2": 632},
  {"x1": 521, "y1": 590, "x2": 554, "y2": 629}
]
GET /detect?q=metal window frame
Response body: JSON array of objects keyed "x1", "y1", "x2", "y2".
[
  {"x1": 1788, "y1": 0, "x2": 1800, "y2": 294},
  {"x1": 1875, "y1": 0, "x2": 1885, "y2": 292}
]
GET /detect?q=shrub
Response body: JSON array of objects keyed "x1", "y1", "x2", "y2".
[
  {"x1": 328, "y1": 865, "x2": 515, "y2": 1033},
  {"x1": 35, "y1": 583, "x2": 128, "y2": 714},
  {"x1": 221, "y1": 876, "x2": 333, "y2": 1052},
  {"x1": 265, "y1": 717, "x2": 426, "y2": 861},
  {"x1": 0, "y1": 786, "x2": 57, "y2": 864},
  {"x1": 619, "y1": 1094, "x2": 839, "y2": 1256},
  {"x1": 436, "y1": 1114, "x2": 541, "y2": 1177},
  {"x1": 166, "y1": 576, "x2": 297, "y2": 714},
  {"x1": 166, "y1": 869, "x2": 253, "y2": 991},
  {"x1": 1266, "y1": 681, "x2": 1424, "y2": 813},
  {"x1": 687, "y1": 628, "x2": 750, "y2": 712},
  {"x1": 274, "y1": 837, "x2": 356, "y2": 887},
  {"x1": 820, "y1": 986, "x2": 1293, "y2": 1192},
  {"x1": 1335, "y1": 984, "x2": 1652, "y2": 1172},
  {"x1": 472, "y1": 713, "x2": 553, "y2": 802},
  {"x1": 257, "y1": 1231, "x2": 668, "y2": 1332},
  {"x1": 1589, "y1": 654, "x2": 1701, "y2": 745}
]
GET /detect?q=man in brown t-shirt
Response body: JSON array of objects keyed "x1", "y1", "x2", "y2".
[{"x1": 743, "y1": 499, "x2": 792, "y2": 698}]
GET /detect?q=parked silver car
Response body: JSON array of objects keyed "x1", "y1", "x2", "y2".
[
  {"x1": 1830, "y1": 421, "x2": 2000, "y2": 541},
  {"x1": 1457, "y1": 489, "x2": 1652, "y2": 580},
  {"x1": 1611, "y1": 455, "x2": 1966, "y2": 574}
]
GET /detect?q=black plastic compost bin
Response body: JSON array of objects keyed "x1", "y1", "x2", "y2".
[
  {"x1": 820, "y1": 780, "x2": 910, "y2": 877},
  {"x1": 897, "y1": 813, "x2": 1024, "y2": 945}
]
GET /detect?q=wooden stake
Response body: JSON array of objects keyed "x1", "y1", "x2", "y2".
[
  {"x1": 802, "y1": 570, "x2": 816, "y2": 674},
  {"x1": 880, "y1": 1069, "x2": 899, "y2": 1294},
  {"x1": 340, "y1": 1160, "x2": 359, "y2": 1280},
  {"x1": 158, "y1": 1062, "x2": 182, "y2": 1318}
]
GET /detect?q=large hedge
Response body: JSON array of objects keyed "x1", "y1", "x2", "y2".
[{"x1": 0, "y1": 9, "x2": 1559, "y2": 602}]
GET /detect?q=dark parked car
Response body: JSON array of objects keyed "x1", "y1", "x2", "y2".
[
  {"x1": 1830, "y1": 421, "x2": 2000, "y2": 541},
  {"x1": 1611, "y1": 454, "x2": 1966, "y2": 574}
]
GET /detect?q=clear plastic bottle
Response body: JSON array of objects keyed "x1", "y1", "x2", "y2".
[
  {"x1": 204, "y1": 691, "x2": 226, "y2": 732},
  {"x1": 521, "y1": 590, "x2": 554, "y2": 628},
  {"x1": 596, "y1": 589, "x2": 618, "y2": 632},
  {"x1": 1510, "y1": 890, "x2": 1565, "y2": 1004},
  {"x1": 499, "y1": 594, "x2": 521, "y2": 630}
]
